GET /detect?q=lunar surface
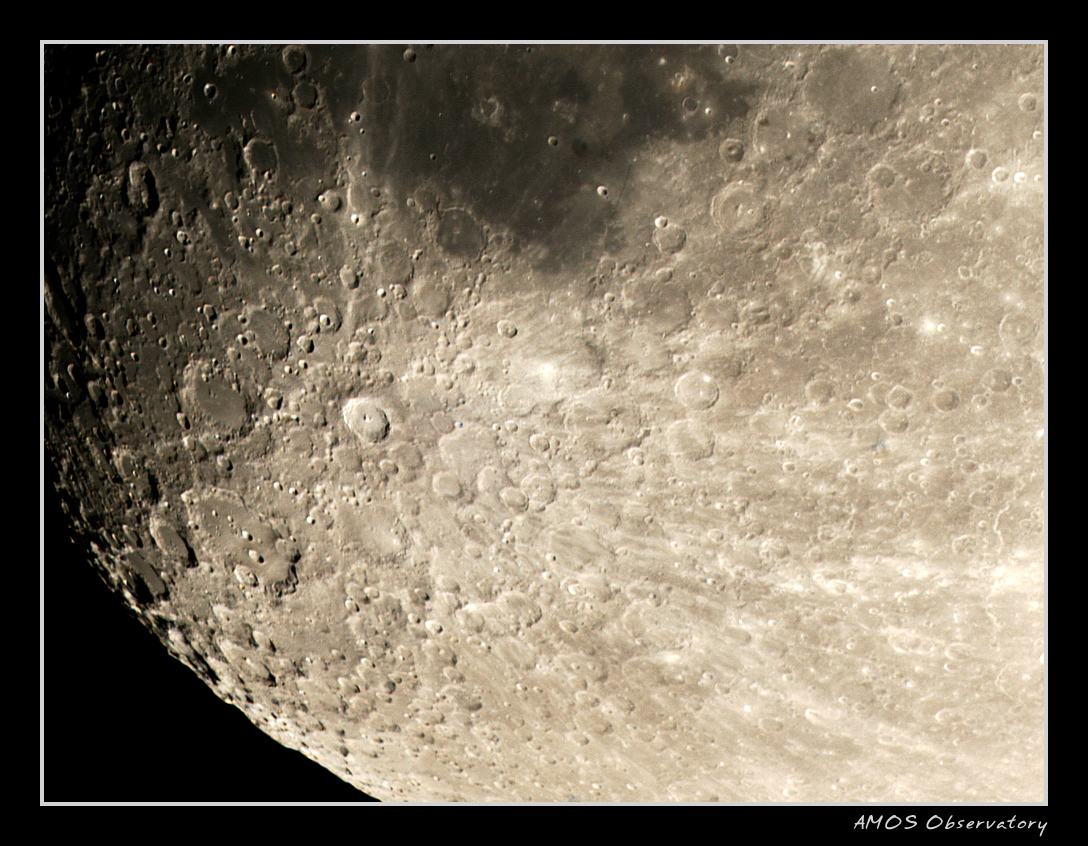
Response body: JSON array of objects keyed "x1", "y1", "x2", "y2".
[{"x1": 44, "y1": 43, "x2": 1045, "y2": 802}]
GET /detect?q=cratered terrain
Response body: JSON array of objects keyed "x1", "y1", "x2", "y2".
[{"x1": 44, "y1": 43, "x2": 1045, "y2": 802}]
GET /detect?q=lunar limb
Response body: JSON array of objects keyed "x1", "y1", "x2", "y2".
[{"x1": 44, "y1": 44, "x2": 1045, "y2": 802}]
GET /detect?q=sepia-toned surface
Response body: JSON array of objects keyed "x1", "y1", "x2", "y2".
[{"x1": 44, "y1": 43, "x2": 1045, "y2": 802}]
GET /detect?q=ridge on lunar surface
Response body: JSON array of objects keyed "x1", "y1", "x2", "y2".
[{"x1": 44, "y1": 43, "x2": 1045, "y2": 803}]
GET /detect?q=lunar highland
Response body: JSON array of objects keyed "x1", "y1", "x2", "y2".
[{"x1": 44, "y1": 43, "x2": 1045, "y2": 802}]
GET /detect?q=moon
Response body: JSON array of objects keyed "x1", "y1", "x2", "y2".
[{"x1": 44, "y1": 43, "x2": 1045, "y2": 803}]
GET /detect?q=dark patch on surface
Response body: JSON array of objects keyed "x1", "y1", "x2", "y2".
[{"x1": 323, "y1": 44, "x2": 756, "y2": 271}]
